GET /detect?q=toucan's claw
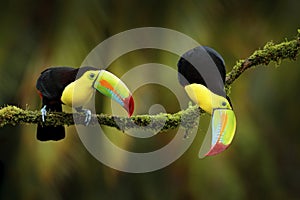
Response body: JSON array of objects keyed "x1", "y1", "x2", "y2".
[
  {"x1": 82, "y1": 109, "x2": 92, "y2": 125},
  {"x1": 41, "y1": 105, "x2": 47, "y2": 122}
]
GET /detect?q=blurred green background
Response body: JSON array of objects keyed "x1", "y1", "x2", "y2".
[{"x1": 0, "y1": 0, "x2": 300, "y2": 199}]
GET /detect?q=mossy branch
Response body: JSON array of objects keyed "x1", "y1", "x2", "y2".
[
  {"x1": 0, "y1": 104, "x2": 202, "y2": 132},
  {"x1": 0, "y1": 32, "x2": 299, "y2": 132},
  {"x1": 225, "y1": 34, "x2": 300, "y2": 85}
]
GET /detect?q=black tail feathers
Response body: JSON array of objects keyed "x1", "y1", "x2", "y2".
[
  {"x1": 37, "y1": 125, "x2": 65, "y2": 141},
  {"x1": 37, "y1": 103, "x2": 65, "y2": 141}
]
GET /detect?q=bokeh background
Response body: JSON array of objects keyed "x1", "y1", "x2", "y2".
[{"x1": 0, "y1": 0, "x2": 300, "y2": 199}]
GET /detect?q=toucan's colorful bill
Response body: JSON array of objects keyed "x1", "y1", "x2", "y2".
[
  {"x1": 199, "y1": 108, "x2": 236, "y2": 158},
  {"x1": 93, "y1": 70, "x2": 134, "y2": 116}
]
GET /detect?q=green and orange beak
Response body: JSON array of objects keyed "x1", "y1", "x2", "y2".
[
  {"x1": 199, "y1": 108, "x2": 236, "y2": 158},
  {"x1": 93, "y1": 70, "x2": 134, "y2": 116}
]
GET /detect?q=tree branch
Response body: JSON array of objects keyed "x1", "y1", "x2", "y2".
[
  {"x1": 225, "y1": 34, "x2": 300, "y2": 85},
  {"x1": 1, "y1": 32, "x2": 299, "y2": 133},
  {"x1": 0, "y1": 104, "x2": 202, "y2": 132}
]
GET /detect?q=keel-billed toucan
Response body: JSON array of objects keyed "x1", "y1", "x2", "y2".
[
  {"x1": 36, "y1": 66, "x2": 134, "y2": 141},
  {"x1": 178, "y1": 46, "x2": 236, "y2": 158}
]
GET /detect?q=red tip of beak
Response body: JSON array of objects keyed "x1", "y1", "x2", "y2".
[
  {"x1": 124, "y1": 95, "x2": 134, "y2": 117},
  {"x1": 205, "y1": 143, "x2": 229, "y2": 157}
]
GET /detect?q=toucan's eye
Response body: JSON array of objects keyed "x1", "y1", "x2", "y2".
[
  {"x1": 89, "y1": 73, "x2": 95, "y2": 79},
  {"x1": 222, "y1": 101, "x2": 227, "y2": 106}
]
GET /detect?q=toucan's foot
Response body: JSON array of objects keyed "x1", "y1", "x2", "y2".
[
  {"x1": 41, "y1": 105, "x2": 47, "y2": 122},
  {"x1": 82, "y1": 109, "x2": 92, "y2": 125}
]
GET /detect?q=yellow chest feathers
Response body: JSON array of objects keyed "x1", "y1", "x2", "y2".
[
  {"x1": 61, "y1": 79, "x2": 95, "y2": 108},
  {"x1": 184, "y1": 84, "x2": 232, "y2": 114}
]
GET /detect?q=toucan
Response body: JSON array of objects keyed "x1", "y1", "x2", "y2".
[
  {"x1": 36, "y1": 66, "x2": 134, "y2": 141},
  {"x1": 177, "y1": 46, "x2": 236, "y2": 158}
]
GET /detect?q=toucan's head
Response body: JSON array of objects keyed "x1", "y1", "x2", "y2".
[
  {"x1": 184, "y1": 83, "x2": 236, "y2": 158},
  {"x1": 78, "y1": 69, "x2": 134, "y2": 116}
]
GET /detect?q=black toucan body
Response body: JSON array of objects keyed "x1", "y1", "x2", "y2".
[
  {"x1": 177, "y1": 46, "x2": 236, "y2": 158},
  {"x1": 178, "y1": 46, "x2": 230, "y2": 103},
  {"x1": 36, "y1": 66, "x2": 134, "y2": 141}
]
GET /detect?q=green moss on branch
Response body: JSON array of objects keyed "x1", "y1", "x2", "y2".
[
  {"x1": 225, "y1": 35, "x2": 300, "y2": 85},
  {"x1": 0, "y1": 105, "x2": 202, "y2": 132}
]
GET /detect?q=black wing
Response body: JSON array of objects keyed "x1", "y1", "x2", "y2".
[
  {"x1": 36, "y1": 66, "x2": 78, "y2": 100},
  {"x1": 177, "y1": 46, "x2": 226, "y2": 97}
]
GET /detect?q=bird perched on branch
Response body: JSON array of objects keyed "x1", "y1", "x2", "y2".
[
  {"x1": 36, "y1": 66, "x2": 134, "y2": 141},
  {"x1": 177, "y1": 46, "x2": 236, "y2": 158}
]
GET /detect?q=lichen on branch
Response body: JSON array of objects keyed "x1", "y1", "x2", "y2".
[
  {"x1": 0, "y1": 104, "x2": 202, "y2": 132},
  {"x1": 225, "y1": 34, "x2": 300, "y2": 86},
  {"x1": 0, "y1": 31, "x2": 299, "y2": 133}
]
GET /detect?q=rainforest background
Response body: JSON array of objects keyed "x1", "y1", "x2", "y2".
[{"x1": 0, "y1": 0, "x2": 299, "y2": 199}]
